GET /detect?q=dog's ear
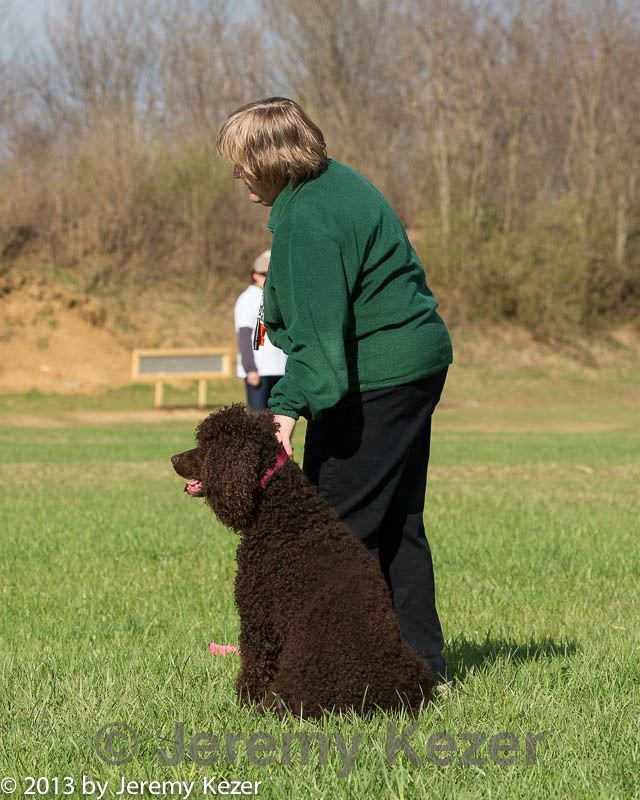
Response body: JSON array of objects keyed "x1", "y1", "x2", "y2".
[
  {"x1": 199, "y1": 405, "x2": 280, "y2": 532},
  {"x1": 195, "y1": 407, "x2": 231, "y2": 448}
]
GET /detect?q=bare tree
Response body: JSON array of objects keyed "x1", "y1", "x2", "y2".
[
  {"x1": 601, "y1": 6, "x2": 640, "y2": 271},
  {"x1": 158, "y1": 0, "x2": 268, "y2": 137},
  {"x1": 0, "y1": 0, "x2": 638, "y2": 335},
  {"x1": 488, "y1": 5, "x2": 541, "y2": 233},
  {"x1": 22, "y1": 0, "x2": 159, "y2": 135},
  {"x1": 0, "y1": 0, "x2": 20, "y2": 146},
  {"x1": 410, "y1": 0, "x2": 491, "y2": 246},
  {"x1": 555, "y1": 0, "x2": 612, "y2": 247},
  {"x1": 262, "y1": 0, "x2": 418, "y2": 214}
]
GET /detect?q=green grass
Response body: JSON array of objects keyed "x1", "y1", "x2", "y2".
[
  {"x1": 0, "y1": 380, "x2": 245, "y2": 415},
  {"x1": 1, "y1": 388, "x2": 639, "y2": 799}
]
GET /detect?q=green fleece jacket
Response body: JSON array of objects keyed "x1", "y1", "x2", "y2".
[{"x1": 263, "y1": 159, "x2": 453, "y2": 421}]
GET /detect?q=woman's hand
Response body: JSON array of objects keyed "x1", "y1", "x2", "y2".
[{"x1": 273, "y1": 414, "x2": 297, "y2": 457}]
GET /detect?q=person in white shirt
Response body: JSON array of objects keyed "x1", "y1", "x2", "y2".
[{"x1": 234, "y1": 249, "x2": 287, "y2": 410}]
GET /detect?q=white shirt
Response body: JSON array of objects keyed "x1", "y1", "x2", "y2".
[{"x1": 234, "y1": 284, "x2": 288, "y2": 378}]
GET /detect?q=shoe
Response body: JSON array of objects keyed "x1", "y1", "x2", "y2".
[
  {"x1": 427, "y1": 655, "x2": 455, "y2": 696},
  {"x1": 433, "y1": 679, "x2": 455, "y2": 697}
]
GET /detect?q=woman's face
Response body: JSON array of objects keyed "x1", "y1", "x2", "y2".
[{"x1": 233, "y1": 165, "x2": 283, "y2": 207}]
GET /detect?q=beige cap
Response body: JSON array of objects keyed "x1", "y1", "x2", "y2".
[{"x1": 252, "y1": 249, "x2": 271, "y2": 274}]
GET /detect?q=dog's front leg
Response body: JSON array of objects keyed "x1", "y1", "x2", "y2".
[
  {"x1": 234, "y1": 541, "x2": 282, "y2": 711},
  {"x1": 235, "y1": 622, "x2": 280, "y2": 708}
]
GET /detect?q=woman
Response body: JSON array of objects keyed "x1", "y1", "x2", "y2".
[{"x1": 217, "y1": 97, "x2": 454, "y2": 686}]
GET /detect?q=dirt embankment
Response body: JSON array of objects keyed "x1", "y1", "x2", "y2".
[
  {"x1": 1, "y1": 267, "x2": 639, "y2": 395},
  {"x1": 0, "y1": 270, "x2": 132, "y2": 392},
  {"x1": 0, "y1": 269, "x2": 240, "y2": 393}
]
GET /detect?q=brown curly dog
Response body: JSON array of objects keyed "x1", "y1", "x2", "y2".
[{"x1": 171, "y1": 404, "x2": 433, "y2": 718}]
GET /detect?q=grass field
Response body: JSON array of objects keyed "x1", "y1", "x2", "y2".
[{"x1": 1, "y1": 367, "x2": 639, "y2": 799}]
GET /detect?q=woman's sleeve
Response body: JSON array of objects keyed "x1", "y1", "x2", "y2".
[{"x1": 267, "y1": 228, "x2": 350, "y2": 421}]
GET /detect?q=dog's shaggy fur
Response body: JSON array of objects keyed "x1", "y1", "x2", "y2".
[{"x1": 171, "y1": 404, "x2": 433, "y2": 718}]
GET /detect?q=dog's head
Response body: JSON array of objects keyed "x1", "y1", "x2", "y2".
[{"x1": 171, "y1": 404, "x2": 283, "y2": 532}]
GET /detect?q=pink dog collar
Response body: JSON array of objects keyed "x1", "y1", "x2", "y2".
[{"x1": 259, "y1": 446, "x2": 289, "y2": 489}]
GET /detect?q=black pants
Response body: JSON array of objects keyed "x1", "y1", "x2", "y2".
[
  {"x1": 245, "y1": 375, "x2": 282, "y2": 412},
  {"x1": 303, "y1": 368, "x2": 448, "y2": 679}
]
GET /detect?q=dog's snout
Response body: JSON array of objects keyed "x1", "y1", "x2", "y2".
[{"x1": 171, "y1": 447, "x2": 202, "y2": 479}]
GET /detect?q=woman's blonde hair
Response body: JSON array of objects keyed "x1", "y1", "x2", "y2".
[{"x1": 216, "y1": 97, "x2": 327, "y2": 187}]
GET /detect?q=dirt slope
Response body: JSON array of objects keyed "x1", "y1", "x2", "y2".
[
  {"x1": 1, "y1": 268, "x2": 638, "y2": 394},
  {"x1": 0, "y1": 269, "x2": 243, "y2": 393},
  {"x1": 0, "y1": 270, "x2": 133, "y2": 392}
]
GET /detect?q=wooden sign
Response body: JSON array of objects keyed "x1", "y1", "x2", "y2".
[{"x1": 131, "y1": 348, "x2": 232, "y2": 408}]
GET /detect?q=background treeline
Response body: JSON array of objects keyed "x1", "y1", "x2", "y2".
[{"x1": 1, "y1": 0, "x2": 639, "y2": 338}]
